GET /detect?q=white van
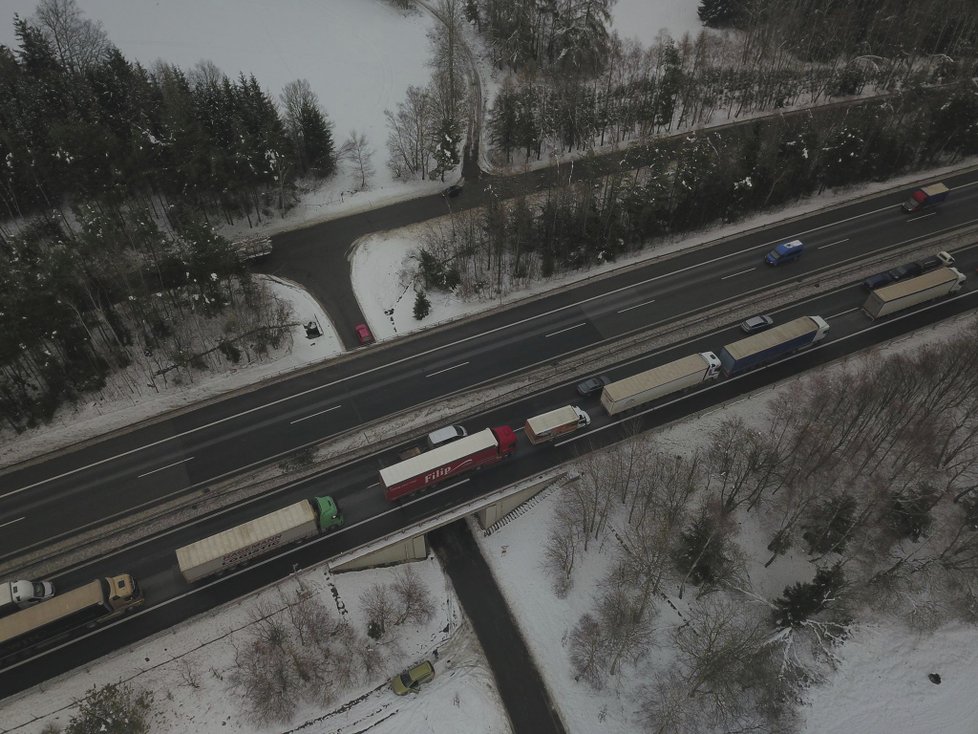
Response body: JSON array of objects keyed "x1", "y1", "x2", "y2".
[{"x1": 426, "y1": 425, "x2": 467, "y2": 449}]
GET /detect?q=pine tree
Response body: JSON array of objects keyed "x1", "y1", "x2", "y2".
[
  {"x1": 413, "y1": 290, "x2": 431, "y2": 320},
  {"x1": 698, "y1": 0, "x2": 746, "y2": 29},
  {"x1": 65, "y1": 682, "x2": 153, "y2": 734},
  {"x1": 773, "y1": 565, "x2": 845, "y2": 629}
]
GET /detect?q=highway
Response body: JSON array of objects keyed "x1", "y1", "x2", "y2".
[
  {"x1": 3, "y1": 172, "x2": 978, "y2": 561},
  {"x1": 3, "y1": 249, "x2": 978, "y2": 693}
]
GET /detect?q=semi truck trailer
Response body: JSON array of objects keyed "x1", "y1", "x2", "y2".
[
  {"x1": 862, "y1": 267, "x2": 965, "y2": 320},
  {"x1": 718, "y1": 316, "x2": 829, "y2": 376},
  {"x1": 0, "y1": 574, "x2": 142, "y2": 664},
  {"x1": 0, "y1": 579, "x2": 55, "y2": 614},
  {"x1": 380, "y1": 426, "x2": 518, "y2": 502},
  {"x1": 600, "y1": 352, "x2": 721, "y2": 415},
  {"x1": 524, "y1": 406, "x2": 590, "y2": 444},
  {"x1": 176, "y1": 496, "x2": 344, "y2": 583}
]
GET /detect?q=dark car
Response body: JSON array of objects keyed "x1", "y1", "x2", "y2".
[
  {"x1": 916, "y1": 251, "x2": 955, "y2": 273},
  {"x1": 887, "y1": 262, "x2": 923, "y2": 282},
  {"x1": 390, "y1": 660, "x2": 435, "y2": 695},
  {"x1": 862, "y1": 271, "x2": 895, "y2": 291},
  {"x1": 740, "y1": 314, "x2": 774, "y2": 334},
  {"x1": 576, "y1": 375, "x2": 611, "y2": 396},
  {"x1": 442, "y1": 184, "x2": 463, "y2": 198},
  {"x1": 354, "y1": 323, "x2": 374, "y2": 345}
]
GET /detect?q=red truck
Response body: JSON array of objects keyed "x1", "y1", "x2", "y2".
[
  {"x1": 380, "y1": 426, "x2": 518, "y2": 501},
  {"x1": 901, "y1": 182, "x2": 948, "y2": 213}
]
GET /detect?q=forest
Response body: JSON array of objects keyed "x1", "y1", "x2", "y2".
[
  {"x1": 0, "y1": 0, "x2": 337, "y2": 431},
  {"x1": 3, "y1": 0, "x2": 978, "y2": 430},
  {"x1": 545, "y1": 324, "x2": 978, "y2": 732}
]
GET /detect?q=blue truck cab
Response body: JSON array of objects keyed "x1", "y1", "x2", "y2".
[{"x1": 765, "y1": 239, "x2": 804, "y2": 266}]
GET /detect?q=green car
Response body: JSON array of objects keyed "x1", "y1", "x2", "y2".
[{"x1": 390, "y1": 660, "x2": 435, "y2": 695}]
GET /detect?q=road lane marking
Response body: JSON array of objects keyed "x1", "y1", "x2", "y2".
[
  {"x1": 545, "y1": 323, "x2": 587, "y2": 338},
  {"x1": 818, "y1": 238, "x2": 849, "y2": 249},
  {"x1": 827, "y1": 307, "x2": 860, "y2": 319},
  {"x1": 426, "y1": 361, "x2": 470, "y2": 378},
  {"x1": 617, "y1": 298, "x2": 656, "y2": 314},
  {"x1": 908, "y1": 212, "x2": 937, "y2": 221},
  {"x1": 721, "y1": 267, "x2": 755, "y2": 280},
  {"x1": 137, "y1": 457, "x2": 194, "y2": 479},
  {"x1": 0, "y1": 516, "x2": 25, "y2": 529},
  {"x1": 10, "y1": 209, "x2": 978, "y2": 499},
  {"x1": 290, "y1": 405, "x2": 343, "y2": 425},
  {"x1": 555, "y1": 288, "x2": 978, "y2": 447}
]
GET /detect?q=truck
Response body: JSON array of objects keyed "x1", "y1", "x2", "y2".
[
  {"x1": 0, "y1": 574, "x2": 142, "y2": 665},
  {"x1": 600, "y1": 352, "x2": 722, "y2": 416},
  {"x1": 0, "y1": 579, "x2": 55, "y2": 614},
  {"x1": 902, "y1": 182, "x2": 948, "y2": 213},
  {"x1": 380, "y1": 426, "x2": 518, "y2": 502},
  {"x1": 176, "y1": 496, "x2": 344, "y2": 584},
  {"x1": 862, "y1": 267, "x2": 965, "y2": 320},
  {"x1": 718, "y1": 316, "x2": 829, "y2": 376},
  {"x1": 524, "y1": 406, "x2": 590, "y2": 444}
]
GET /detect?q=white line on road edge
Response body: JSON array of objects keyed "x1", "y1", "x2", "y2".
[
  {"x1": 545, "y1": 323, "x2": 587, "y2": 338},
  {"x1": 137, "y1": 457, "x2": 195, "y2": 479},
  {"x1": 0, "y1": 516, "x2": 25, "y2": 529},
  {"x1": 12, "y1": 209, "x2": 978, "y2": 498},
  {"x1": 818, "y1": 238, "x2": 850, "y2": 249},
  {"x1": 555, "y1": 287, "x2": 978, "y2": 448},
  {"x1": 426, "y1": 361, "x2": 470, "y2": 378},
  {"x1": 290, "y1": 405, "x2": 343, "y2": 425},
  {"x1": 617, "y1": 298, "x2": 656, "y2": 314},
  {"x1": 721, "y1": 267, "x2": 756, "y2": 280}
]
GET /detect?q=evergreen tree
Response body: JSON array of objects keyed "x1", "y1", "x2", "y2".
[
  {"x1": 413, "y1": 289, "x2": 431, "y2": 320},
  {"x1": 431, "y1": 116, "x2": 462, "y2": 180},
  {"x1": 65, "y1": 682, "x2": 153, "y2": 734},
  {"x1": 773, "y1": 565, "x2": 845, "y2": 629},
  {"x1": 698, "y1": 0, "x2": 746, "y2": 29}
]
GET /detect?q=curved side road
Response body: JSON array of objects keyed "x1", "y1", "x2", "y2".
[{"x1": 430, "y1": 521, "x2": 567, "y2": 734}]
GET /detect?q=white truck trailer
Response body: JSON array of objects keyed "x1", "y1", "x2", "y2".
[
  {"x1": 0, "y1": 579, "x2": 55, "y2": 613},
  {"x1": 863, "y1": 267, "x2": 965, "y2": 320},
  {"x1": 176, "y1": 497, "x2": 343, "y2": 583},
  {"x1": 524, "y1": 406, "x2": 590, "y2": 444},
  {"x1": 600, "y1": 352, "x2": 721, "y2": 416}
]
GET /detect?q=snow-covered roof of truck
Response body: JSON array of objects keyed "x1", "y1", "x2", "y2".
[
  {"x1": 603, "y1": 353, "x2": 708, "y2": 402},
  {"x1": 722, "y1": 316, "x2": 821, "y2": 360}
]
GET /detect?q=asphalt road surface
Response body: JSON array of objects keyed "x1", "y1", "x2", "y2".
[
  {"x1": 431, "y1": 522, "x2": 567, "y2": 734},
  {"x1": 2, "y1": 171, "x2": 977, "y2": 558}
]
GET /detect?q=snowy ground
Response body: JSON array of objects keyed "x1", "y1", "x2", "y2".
[{"x1": 1, "y1": 558, "x2": 509, "y2": 734}]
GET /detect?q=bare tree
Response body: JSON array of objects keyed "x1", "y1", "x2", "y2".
[
  {"x1": 386, "y1": 86, "x2": 435, "y2": 179},
  {"x1": 360, "y1": 583, "x2": 396, "y2": 637},
  {"x1": 542, "y1": 497, "x2": 584, "y2": 597},
  {"x1": 391, "y1": 565, "x2": 434, "y2": 625},
  {"x1": 339, "y1": 130, "x2": 375, "y2": 190},
  {"x1": 187, "y1": 59, "x2": 224, "y2": 91},
  {"x1": 671, "y1": 597, "x2": 792, "y2": 732},
  {"x1": 568, "y1": 613, "x2": 604, "y2": 688},
  {"x1": 33, "y1": 0, "x2": 112, "y2": 74}
]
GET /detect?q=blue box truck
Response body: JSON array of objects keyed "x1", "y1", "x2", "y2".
[{"x1": 719, "y1": 316, "x2": 829, "y2": 376}]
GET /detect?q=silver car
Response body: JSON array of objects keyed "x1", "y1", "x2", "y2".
[{"x1": 740, "y1": 315, "x2": 774, "y2": 334}]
